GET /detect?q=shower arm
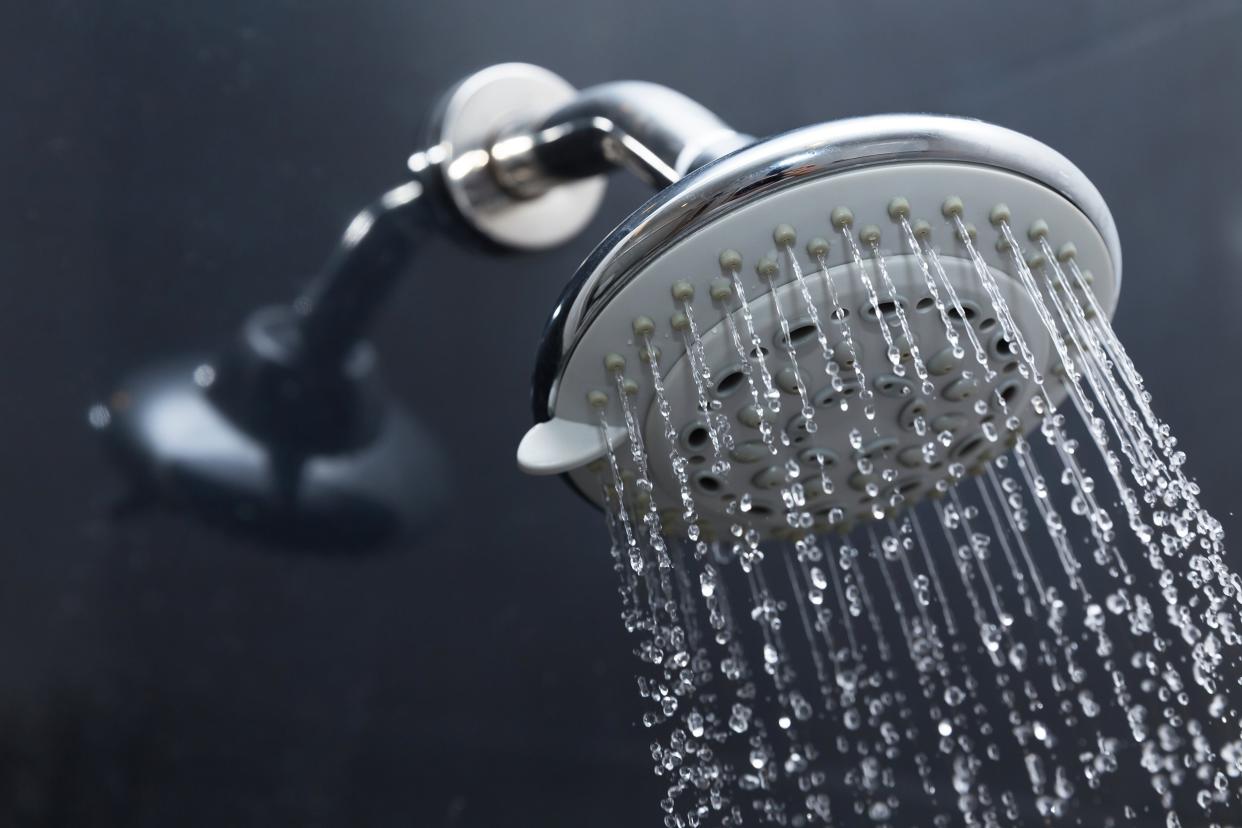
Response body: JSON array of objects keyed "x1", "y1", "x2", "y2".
[
  {"x1": 206, "y1": 65, "x2": 761, "y2": 428},
  {"x1": 198, "y1": 70, "x2": 757, "y2": 464},
  {"x1": 283, "y1": 74, "x2": 754, "y2": 373},
  {"x1": 484, "y1": 81, "x2": 754, "y2": 193}
]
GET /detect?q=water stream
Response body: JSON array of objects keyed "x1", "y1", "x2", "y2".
[{"x1": 589, "y1": 206, "x2": 1239, "y2": 826}]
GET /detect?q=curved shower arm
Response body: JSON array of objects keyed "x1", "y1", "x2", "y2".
[
  {"x1": 487, "y1": 81, "x2": 755, "y2": 193},
  {"x1": 225, "y1": 73, "x2": 758, "y2": 377},
  {"x1": 210, "y1": 69, "x2": 759, "y2": 386}
]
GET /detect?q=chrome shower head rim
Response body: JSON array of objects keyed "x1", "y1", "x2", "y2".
[{"x1": 532, "y1": 113, "x2": 1122, "y2": 422}]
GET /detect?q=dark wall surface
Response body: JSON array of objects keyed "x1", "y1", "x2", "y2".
[{"x1": 4, "y1": 1, "x2": 1242, "y2": 825}]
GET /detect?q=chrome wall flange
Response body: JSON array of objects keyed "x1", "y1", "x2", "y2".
[{"x1": 421, "y1": 63, "x2": 609, "y2": 250}]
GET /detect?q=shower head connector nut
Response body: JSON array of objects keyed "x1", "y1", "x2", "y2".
[{"x1": 429, "y1": 63, "x2": 608, "y2": 250}]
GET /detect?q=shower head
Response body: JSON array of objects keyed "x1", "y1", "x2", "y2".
[
  {"x1": 517, "y1": 112, "x2": 1121, "y2": 539},
  {"x1": 496, "y1": 72, "x2": 1242, "y2": 827},
  {"x1": 492, "y1": 67, "x2": 1242, "y2": 828}
]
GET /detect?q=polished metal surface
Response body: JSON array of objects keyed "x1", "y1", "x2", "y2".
[
  {"x1": 530, "y1": 113, "x2": 1124, "y2": 420},
  {"x1": 491, "y1": 81, "x2": 753, "y2": 191}
]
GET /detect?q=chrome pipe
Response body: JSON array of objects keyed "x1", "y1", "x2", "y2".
[{"x1": 489, "y1": 81, "x2": 754, "y2": 193}]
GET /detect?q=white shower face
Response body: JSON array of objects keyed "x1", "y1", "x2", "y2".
[
  {"x1": 520, "y1": 116, "x2": 1121, "y2": 539},
  {"x1": 528, "y1": 159, "x2": 1117, "y2": 539}
]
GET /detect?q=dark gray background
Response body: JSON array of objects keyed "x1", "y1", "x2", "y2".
[{"x1": 4, "y1": 1, "x2": 1242, "y2": 825}]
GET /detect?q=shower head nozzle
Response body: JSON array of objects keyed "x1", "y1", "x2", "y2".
[{"x1": 518, "y1": 112, "x2": 1122, "y2": 539}]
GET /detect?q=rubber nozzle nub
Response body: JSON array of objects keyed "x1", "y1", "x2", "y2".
[
  {"x1": 709, "y1": 277, "x2": 734, "y2": 302},
  {"x1": 632, "y1": 316, "x2": 655, "y2": 337},
  {"x1": 911, "y1": 219, "x2": 932, "y2": 239},
  {"x1": 957, "y1": 222, "x2": 977, "y2": 242},
  {"x1": 859, "y1": 225, "x2": 881, "y2": 245},
  {"x1": 738, "y1": 405, "x2": 763, "y2": 427},
  {"x1": 1057, "y1": 242, "x2": 1078, "y2": 262},
  {"x1": 622, "y1": 378, "x2": 639, "y2": 396},
  {"x1": 773, "y1": 224, "x2": 796, "y2": 246},
  {"x1": 587, "y1": 390, "x2": 609, "y2": 408},
  {"x1": 670, "y1": 312, "x2": 689, "y2": 331},
  {"x1": 942, "y1": 196, "x2": 964, "y2": 218},
  {"x1": 887, "y1": 197, "x2": 910, "y2": 220},
  {"x1": 830, "y1": 207, "x2": 854, "y2": 229},
  {"x1": 671, "y1": 281, "x2": 695, "y2": 302},
  {"x1": 719, "y1": 249, "x2": 743, "y2": 272},
  {"x1": 1026, "y1": 252, "x2": 1046, "y2": 269},
  {"x1": 989, "y1": 204, "x2": 1011, "y2": 225},
  {"x1": 604, "y1": 353, "x2": 626, "y2": 373},
  {"x1": 1028, "y1": 219, "x2": 1050, "y2": 241},
  {"x1": 756, "y1": 256, "x2": 779, "y2": 279},
  {"x1": 806, "y1": 237, "x2": 830, "y2": 258},
  {"x1": 639, "y1": 345, "x2": 660, "y2": 363}
]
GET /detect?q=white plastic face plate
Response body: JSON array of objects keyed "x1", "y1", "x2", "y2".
[{"x1": 536, "y1": 162, "x2": 1118, "y2": 536}]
